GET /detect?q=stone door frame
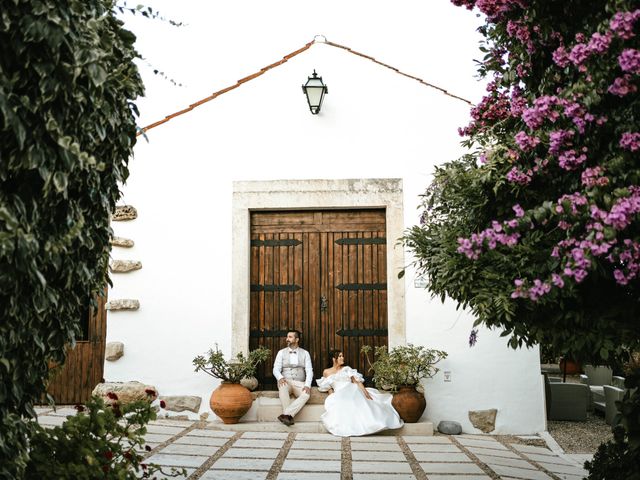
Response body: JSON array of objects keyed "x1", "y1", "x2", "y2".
[{"x1": 231, "y1": 178, "x2": 406, "y2": 355}]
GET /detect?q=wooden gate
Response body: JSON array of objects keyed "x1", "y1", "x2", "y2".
[
  {"x1": 46, "y1": 294, "x2": 107, "y2": 404},
  {"x1": 249, "y1": 209, "x2": 388, "y2": 389}
]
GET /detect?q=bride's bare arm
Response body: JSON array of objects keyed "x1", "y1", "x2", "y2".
[{"x1": 352, "y1": 376, "x2": 373, "y2": 400}]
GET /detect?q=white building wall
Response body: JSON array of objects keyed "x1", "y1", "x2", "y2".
[{"x1": 107, "y1": 1, "x2": 545, "y2": 434}]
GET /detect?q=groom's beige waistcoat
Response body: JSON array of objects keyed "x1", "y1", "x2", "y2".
[{"x1": 279, "y1": 347, "x2": 309, "y2": 382}]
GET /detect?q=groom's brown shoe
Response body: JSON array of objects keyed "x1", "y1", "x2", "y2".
[{"x1": 278, "y1": 414, "x2": 294, "y2": 426}]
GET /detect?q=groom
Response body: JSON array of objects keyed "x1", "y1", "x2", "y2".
[{"x1": 272, "y1": 329, "x2": 313, "y2": 426}]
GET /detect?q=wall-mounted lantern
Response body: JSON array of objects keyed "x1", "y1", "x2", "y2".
[{"x1": 302, "y1": 70, "x2": 328, "y2": 114}]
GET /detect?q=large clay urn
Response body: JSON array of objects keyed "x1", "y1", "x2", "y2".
[
  {"x1": 209, "y1": 382, "x2": 253, "y2": 424},
  {"x1": 392, "y1": 385, "x2": 426, "y2": 423}
]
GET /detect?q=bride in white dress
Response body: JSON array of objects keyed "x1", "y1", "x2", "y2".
[{"x1": 316, "y1": 350, "x2": 403, "y2": 437}]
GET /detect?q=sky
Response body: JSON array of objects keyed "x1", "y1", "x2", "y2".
[{"x1": 118, "y1": 0, "x2": 488, "y2": 131}]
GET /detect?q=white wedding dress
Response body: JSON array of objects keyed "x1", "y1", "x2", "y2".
[{"x1": 316, "y1": 367, "x2": 404, "y2": 437}]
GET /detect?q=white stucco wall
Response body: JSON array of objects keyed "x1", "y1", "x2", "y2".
[{"x1": 106, "y1": 1, "x2": 546, "y2": 434}]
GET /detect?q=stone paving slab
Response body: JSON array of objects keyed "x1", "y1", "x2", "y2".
[
  {"x1": 537, "y1": 461, "x2": 588, "y2": 476},
  {"x1": 490, "y1": 463, "x2": 554, "y2": 479},
  {"x1": 232, "y1": 438, "x2": 285, "y2": 448},
  {"x1": 287, "y1": 448, "x2": 342, "y2": 460},
  {"x1": 351, "y1": 435, "x2": 399, "y2": 443},
  {"x1": 174, "y1": 435, "x2": 229, "y2": 446},
  {"x1": 241, "y1": 431, "x2": 289, "y2": 440},
  {"x1": 295, "y1": 432, "x2": 341, "y2": 441},
  {"x1": 350, "y1": 441, "x2": 402, "y2": 451},
  {"x1": 278, "y1": 474, "x2": 340, "y2": 480},
  {"x1": 352, "y1": 461, "x2": 413, "y2": 473},
  {"x1": 153, "y1": 467, "x2": 194, "y2": 479},
  {"x1": 201, "y1": 470, "x2": 267, "y2": 480},
  {"x1": 222, "y1": 447, "x2": 281, "y2": 459},
  {"x1": 475, "y1": 453, "x2": 536, "y2": 469},
  {"x1": 404, "y1": 435, "x2": 452, "y2": 443},
  {"x1": 145, "y1": 453, "x2": 209, "y2": 468},
  {"x1": 143, "y1": 433, "x2": 174, "y2": 443},
  {"x1": 145, "y1": 424, "x2": 186, "y2": 435},
  {"x1": 420, "y1": 462, "x2": 485, "y2": 474},
  {"x1": 512, "y1": 443, "x2": 557, "y2": 455},
  {"x1": 406, "y1": 442, "x2": 461, "y2": 452},
  {"x1": 468, "y1": 445, "x2": 522, "y2": 458},
  {"x1": 351, "y1": 450, "x2": 405, "y2": 461},
  {"x1": 525, "y1": 452, "x2": 574, "y2": 465},
  {"x1": 457, "y1": 437, "x2": 509, "y2": 449},
  {"x1": 290, "y1": 440, "x2": 342, "y2": 450},
  {"x1": 210, "y1": 457, "x2": 275, "y2": 470},
  {"x1": 190, "y1": 428, "x2": 236, "y2": 438},
  {"x1": 352, "y1": 475, "x2": 416, "y2": 480},
  {"x1": 160, "y1": 443, "x2": 221, "y2": 456},
  {"x1": 413, "y1": 451, "x2": 471, "y2": 462},
  {"x1": 281, "y1": 459, "x2": 342, "y2": 472},
  {"x1": 427, "y1": 476, "x2": 491, "y2": 480}
]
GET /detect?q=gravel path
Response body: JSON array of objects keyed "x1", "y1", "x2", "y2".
[{"x1": 548, "y1": 412, "x2": 613, "y2": 453}]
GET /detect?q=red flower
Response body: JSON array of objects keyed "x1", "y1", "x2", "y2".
[
  {"x1": 159, "y1": 400, "x2": 166, "y2": 409},
  {"x1": 104, "y1": 450, "x2": 113, "y2": 460},
  {"x1": 144, "y1": 388, "x2": 156, "y2": 396},
  {"x1": 106, "y1": 392, "x2": 119, "y2": 400}
]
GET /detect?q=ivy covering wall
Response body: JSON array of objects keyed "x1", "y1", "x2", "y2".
[{"x1": 0, "y1": 1, "x2": 144, "y2": 477}]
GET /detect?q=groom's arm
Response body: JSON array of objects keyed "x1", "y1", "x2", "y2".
[
  {"x1": 303, "y1": 351, "x2": 313, "y2": 389},
  {"x1": 272, "y1": 350, "x2": 284, "y2": 382}
]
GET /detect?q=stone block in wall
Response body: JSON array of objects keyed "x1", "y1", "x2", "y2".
[
  {"x1": 468, "y1": 408, "x2": 497, "y2": 433},
  {"x1": 161, "y1": 396, "x2": 202, "y2": 413},
  {"x1": 93, "y1": 381, "x2": 158, "y2": 404},
  {"x1": 105, "y1": 342, "x2": 124, "y2": 361},
  {"x1": 110, "y1": 260, "x2": 142, "y2": 273},
  {"x1": 112, "y1": 205, "x2": 137, "y2": 221},
  {"x1": 105, "y1": 299, "x2": 140, "y2": 311},
  {"x1": 110, "y1": 236, "x2": 135, "y2": 248}
]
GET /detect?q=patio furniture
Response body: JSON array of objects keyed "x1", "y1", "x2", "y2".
[
  {"x1": 580, "y1": 365, "x2": 613, "y2": 412},
  {"x1": 612, "y1": 376, "x2": 626, "y2": 389},
  {"x1": 545, "y1": 375, "x2": 589, "y2": 421},
  {"x1": 603, "y1": 385, "x2": 625, "y2": 426}
]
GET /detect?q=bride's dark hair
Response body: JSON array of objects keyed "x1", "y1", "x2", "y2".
[{"x1": 328, "y1": 349, "x2": 347, "y2": 367}]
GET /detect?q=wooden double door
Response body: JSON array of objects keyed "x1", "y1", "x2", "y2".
[{"x1": 249, "y1": 209, "x2": 388, "y2": 389}]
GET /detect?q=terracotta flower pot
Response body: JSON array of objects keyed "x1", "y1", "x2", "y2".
[
  {"x1": 559, "y1": 358, "x2": 581, "y2": 375},
  {"x1": 209, "y1": 382, "x2": 253, "y2": 424},
  {"x1": 391, "y1": 385, "x2": 426, "y2": 423}
]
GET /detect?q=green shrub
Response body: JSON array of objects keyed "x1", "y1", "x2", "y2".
[
  {"x1": 0, "y1": 0, "x2": 144, "y2": 477},
  {"x1": 26, "y1": 396, "x2": 185, "y2": 479}
]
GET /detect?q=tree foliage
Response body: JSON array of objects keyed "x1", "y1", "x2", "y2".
[
  {"x1": 0, "y1": 0, "x2": 144, "y2": 477},
  {"x1": 403, "y1": 0, "x2": 639, "y2": 475}
]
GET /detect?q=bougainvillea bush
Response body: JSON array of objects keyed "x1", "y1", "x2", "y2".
[{"x1": 403, "y1": 1, "x2": 639, "y2": 476}]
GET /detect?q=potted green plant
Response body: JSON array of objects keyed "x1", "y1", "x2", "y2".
[
  {"x1": 361, "y1": 344, "x2": 447, "y2": 422},
  {"x1": 193, "y1": 345, "x2": 270, "y2": 424}
]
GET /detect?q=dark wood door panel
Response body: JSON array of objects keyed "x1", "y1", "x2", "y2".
[
  {"x1": 250, "y1": 210, "x2": 387, "y2": 389},
  {"x1": 46, "y1": 293, "x2": 107, "y2": 404}
]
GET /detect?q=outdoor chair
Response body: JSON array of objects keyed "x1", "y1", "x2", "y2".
[
  {"x1": 603, "y1": 385, "x2": 625, "y2": 426},
  {"x1": 580, "y1": 365, "x2": 613, "y2": 412},
  {"x1": 612, "y1": 376, "x2": 626, "y2": 389},
  {"x1": 545, "y1": 375, "x2": 589, "y2": 421}
]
